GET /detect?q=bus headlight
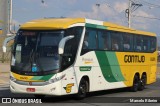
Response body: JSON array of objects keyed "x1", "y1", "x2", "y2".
[
  {"x1": 10, "y1": 76, "x2": 17, "y2": 82},
  {"x1": 48, "y1": 74, "x2": 66, "y2": 84}
]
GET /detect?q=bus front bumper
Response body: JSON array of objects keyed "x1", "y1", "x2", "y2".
[{"x1": 10, "y1": 80, "x2": 62, "y2": 96}]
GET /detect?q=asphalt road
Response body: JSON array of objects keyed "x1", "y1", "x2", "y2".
[{"x1": 0, "y1": 78, "x2": 160, "y2": 106}]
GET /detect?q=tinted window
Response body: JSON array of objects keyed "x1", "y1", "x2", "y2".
[
  {"x1": 98, "y1": 30, "x2": 110, "y2": 50},
  {"x1": 82, "y1": 28, "x2": 97, "y2": 50},
  {"x1": 150, "y1": 37, "x2": 156, "y2": 52},
  {"x1": 142, "y1": 36, "x2": 150, "y2": 52},
  {"x1": 61, "y1": 27, "x2": 83, "y2": 70},
  {"x1": 134, "y1": 36, "x2": 142, "y2": 52},
  {"x1": 123, "y1": 33, "x2": 133, "y2": 51},
  {"x1": 111, "y1": 32, "x2": 122, "y2": 51}
]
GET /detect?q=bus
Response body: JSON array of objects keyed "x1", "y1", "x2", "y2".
[{"x1": 7, "y1": 18, "x2": 157, "y2": 98}]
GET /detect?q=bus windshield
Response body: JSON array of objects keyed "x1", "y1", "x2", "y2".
[{"x1": 11, "y1": 30, "x2": 64, "y2": 75}]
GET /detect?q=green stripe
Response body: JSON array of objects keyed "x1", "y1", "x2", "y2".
[
  {"x1": 95, "y1": 51, "x2": 125, "y2": 82},
  {"x1": 40, "y1": 74, "x2": 55, "y2": 81},
  {"x1": 106, "y1": 52, "x2": 125, "y2": 81},
  {"x1": 31, "y1": 76, "x2": 43, "y2": 80},
  {"x1": 95, "y1": 51, "x2": 117, "y2": 82},
  {"x1": 85, "y1": 23, "x2": 107, "y2": 29},
  {"x1": 31, "y1": 74, "x2": 55, "y2": 81}
]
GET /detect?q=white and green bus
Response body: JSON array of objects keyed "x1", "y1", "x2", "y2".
[{"x1": 7, "y1": 18, "x2": 157, "y2": 98}]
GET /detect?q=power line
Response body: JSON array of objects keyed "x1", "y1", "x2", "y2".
[
  {"x1": 132, "y1": 15, "x2": 160, "y2": 20},
  {"x1": 103, "y1": 1, "x2": 127, "y2": 24},
  {"x1": 125, "y1": 0, "x2": 142, "y2": 28},
  {"x1": 135, "y1": 0, "x2": 160, "y2": 8}
]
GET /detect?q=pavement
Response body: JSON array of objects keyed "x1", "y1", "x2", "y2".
[
  {"x1": 0, "y1": 63, "x2": 10, "y2": 73},
  {"x1": 0, "y1": 63, "x2": 10, "y2": 86}
]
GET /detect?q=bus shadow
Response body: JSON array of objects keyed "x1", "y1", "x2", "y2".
[
  {"x1": 0, "y1": 86, "x2": 151, "y2": 103},
  {"x1": 43, "y1": 87, "x2": 133, "y2": 103}
]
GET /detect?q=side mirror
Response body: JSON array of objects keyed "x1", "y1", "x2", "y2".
[
  {"x1": 3, "y1": 36, "x2": 15, "y2": 52},
  {"x1": 58, "y1": 35, "x2": 74, "y2": 55}
]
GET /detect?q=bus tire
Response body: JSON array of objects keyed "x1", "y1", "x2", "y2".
[
  {"x1": 76, "y1": 78, "x2": 88, "y2": 99},
  {"x1": 34, "y1": 94, "x2": 45, "y2": 99},
  {"x1": 138, "y1": 74, "x2": 147, "y2": 91},
  {"x1": 130, "y1": 75, "x2": 139, "y2": 92}
]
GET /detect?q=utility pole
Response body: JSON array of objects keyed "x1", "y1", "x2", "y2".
[
  {"x1": 126, "y1": 0, "x2": 142, "y2": 28},
  {"x1": 128, "y1": 0, "x2": 131, "y2": 28}
]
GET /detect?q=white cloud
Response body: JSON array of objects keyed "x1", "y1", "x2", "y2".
[
  {"x1": 70, "y1": 4, "x2": 116, "y2": 20},
  {"x1": 70, "y1": 5, "x2": 99, "y2": 19},
  {"x1": 132, "y1": 10, "x2": 156, "y2": 30},
  {"x1": 70, "y1": 3, "x2": 127, "y2": 26},
  {"x1": 114, "y1": 2, "x2": 128, "y2": 12}
]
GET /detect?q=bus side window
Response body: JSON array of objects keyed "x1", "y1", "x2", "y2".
[
  {"x1": 111, "y1": 32, "x2": 122, "y2": 51},
  {"x1": 142, "y1": 36, "x2": 149, "y2": 52},
  {"x1": 81, "y1": 28, "x2": 97, "y2": 55},
  {"x1": 149, "y1": 37, "x2": 156, "y2": 52},
  {"x1": 134, "y1": 36, "x2": 142, "y2": 52},
  {"x1": 98, "y1": 30, "x2": 110, "y2": 50},
  {"x1": 83, "y1": 32, "x2": 89, "y2": 49},
  {"x1": 123, "y1": 33, "x2": 132, "y2": 51}
]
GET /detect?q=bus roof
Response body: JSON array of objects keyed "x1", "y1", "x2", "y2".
[{"x1": 20, "y1": 18, "x2": 156, "y2": 36}]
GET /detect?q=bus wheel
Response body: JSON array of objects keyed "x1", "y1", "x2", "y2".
[
  {"x1": 130, "y1": 75, "x2": 139, "y2": 92},
  {"x1": 138, "y1": 74, "x2": 147, "y2": 91},
  {"x1": 76, "y1": 78, "x2": 88, "y2": 99},
  {"x1": 34, "y1": 94, "x2": 45, "y2": 98}
]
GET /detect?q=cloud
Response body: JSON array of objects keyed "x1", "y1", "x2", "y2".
[
  {"x1": 70, "y1": 3, "x2": 127, "y2": 26},
  {"x1": 114, "y1": 2, "x2": 128, "y2": 12},
  {"x1": 70, "y1": 5, "x2": 98, "y2": 19},
  {"x1": 132, "y1": 10, "x2": 156, "y2": 30},
  {"x1": 70, "y1": 4, "x2": 116, "y2": 20}
]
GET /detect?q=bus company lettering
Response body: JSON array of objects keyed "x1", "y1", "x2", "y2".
[
  {"x1": 82, "y1": 58, "x2": 93, "y2": 64},
  {"x1": 124, "y1": 55, "x2": 145, "y2": 63},
  {"x1": 20, "y1": 77, "x2": 28, "y2": 80}
]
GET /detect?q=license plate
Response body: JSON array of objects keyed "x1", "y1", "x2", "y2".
[{"x1": 26, "y1": 88, "x2": 35, "y2": 92}]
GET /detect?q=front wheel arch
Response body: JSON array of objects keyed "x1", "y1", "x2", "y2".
[{"x1": 76, "y1": 77, "x2": 89, "y2": 99}]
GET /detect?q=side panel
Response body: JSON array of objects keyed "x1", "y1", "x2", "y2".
[
  {"x1": 74, "y1": 51, "x2": 126, "y2": 92},
  {"x1": 116, "y1": 51, "x2": 157, "y2": 86},
  {"x1": 74, "y1": 51, "x2": 157, "y2": 92},
  {"x1": 61, "y1": 67, "x2": 78, "y2": 95}
]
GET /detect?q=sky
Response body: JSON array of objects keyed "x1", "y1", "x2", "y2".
[{"x1": 12, "y1": 0, "x2": 160, "y2": 44}]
